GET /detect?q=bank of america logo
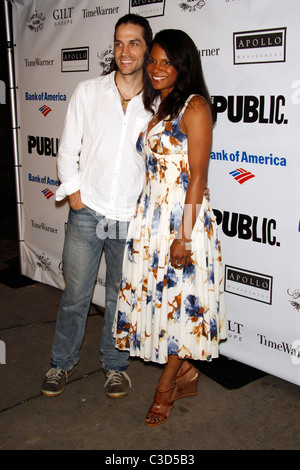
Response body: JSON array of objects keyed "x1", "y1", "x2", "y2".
[
  {"x1": 229, "y1": 168, "x2": 255, "y2": 184},
  {"x1": 42, "y1": 188, "x2": 54, "y2": 199},
  {"x1": 39, "y1": 105, "x2": 52, "y2": 116}
]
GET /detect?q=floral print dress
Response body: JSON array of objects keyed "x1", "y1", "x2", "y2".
[{"x1": 113, "y1": 95, "x2": 227, "y2": 364}]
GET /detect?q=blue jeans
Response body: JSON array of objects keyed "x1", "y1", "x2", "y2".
[{"x1": 50, "y1": 206, "x2": 129, "y2": 371}]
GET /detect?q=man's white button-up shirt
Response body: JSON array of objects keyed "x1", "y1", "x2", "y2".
[{"x1": 56, "y1": 71, "x2": 153, "y2": 221}]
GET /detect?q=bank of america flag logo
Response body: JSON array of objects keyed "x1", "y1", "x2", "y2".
[
  {"x1": 229, "y1": 168, "x2": 255, "y2": 184},
  {"x1": 39, "y1": 105, "x2": 52, "y2": 117},
  {"x1": 42, "y1": 188, "x2": 54, "y2": 199}
]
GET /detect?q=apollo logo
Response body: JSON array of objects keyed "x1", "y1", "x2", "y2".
[
  {"x1": 130, "y1": 0, "x2": 166, "y2": 18},
  {"x1": 233, "y1": 27, "x2": 286, "y2": 64},
  {"x1": 229, "y1": 168, "x2": 255, "y2": 184},
  {"x1": 225, "y1": 266, "x2": 273, "y2": 304}
]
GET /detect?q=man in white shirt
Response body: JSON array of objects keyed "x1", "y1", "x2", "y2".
[{"x1": 42, "y1": 14, "x2": 154, "y2": 399}]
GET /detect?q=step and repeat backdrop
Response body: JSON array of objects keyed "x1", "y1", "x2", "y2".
[{"x1": 8, "y1": 0, "x2": 300, "y2": 385}]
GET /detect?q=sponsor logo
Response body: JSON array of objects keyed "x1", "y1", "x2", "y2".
[
  {"x1": 27, "y1": 136, "x2": 59, "y2": 157},
  {"x1": 39, "y1": 105, "x2": 52, "y2": 117},
  {"x1": 61, "y1": 47, "x2": 89, "y2": 73},
  {"x1": 227, "y1": 320, "x2": 243, "y2": 343},
  {"x1": 81, "y1": 5, "x2": 120, "y2": 18},
  {"x1": 36, "y1": 253, "x2": 51, "y2": 271},
  {"x1": 210, "y1": 149, "x2": 286, "y2": 167},
  {"x1": 97, "y1": 46, "x2": 114, "y2": 74},
  {"x1": 41, "y1": 188, "x2": 55, "y2": 199},
  {"x1": 28, "y1": 173, "x2": 59, "y2": 186},
  {"x1": 179, "y1": 0, "x2": 205, "y2": 12},
  {"x1": 129, "y1": 0, "x2": 165, "y2": 18},
  {"x1": 257, "y1": 333, "x2": 300, "y2": 362},
  {"x1": 287, "y1": 288, "x2": 300, "y2": 312},
  {"x1": 27, "y1": 10, "x2": 45, "y2": 32},
  {"x1": 53, "y1": 7, "x2": 73, "y2": 26},
  {"x1": 234, "y1": 28, "x2": 287, "y2": 65},
  {"x1": 229, "y1": 168, "x2": 255, "y2": 184},
  {"x1": 199, "y1": 47, "x2": 220, "y2": 58},
  {"x1": 25, "y1": 92, "x2": 66, "y2": 102},
  {"x1": 30, "y1": 219, "x2": 58, "y2": 234},
  {"x1": 213, "y1": 209, "x2": 280, "y2": 247},
  {"x1": 24, "y1": 58, "x2": 54, "y2": 67},
  {"x1": 212, "y1": 95, "x2": 288, "y2": 124},
  {"x1": 225, "y1": 265, "x2": 273, "y2": 304}
]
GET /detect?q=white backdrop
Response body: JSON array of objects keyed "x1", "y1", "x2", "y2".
[{"x1": 7, "y1": 0, "x2": 300, "y2": 386}]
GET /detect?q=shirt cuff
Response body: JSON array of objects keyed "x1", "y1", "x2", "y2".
[{"x1": 55, "y1": 176, "x2": 81, "y2": 201}]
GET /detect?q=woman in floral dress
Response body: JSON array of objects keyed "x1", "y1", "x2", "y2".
[{"x1": 113, "y1": 29, "x2": 227, "y2": 426}]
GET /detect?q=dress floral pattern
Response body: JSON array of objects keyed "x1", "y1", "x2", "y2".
[{"x1": 113, "y1": 95, "x2": 227, "y2": 364}]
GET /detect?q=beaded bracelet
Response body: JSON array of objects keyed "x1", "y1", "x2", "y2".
[{"x1": 176, "y1": 238, "x2": 192, "y2": 250}]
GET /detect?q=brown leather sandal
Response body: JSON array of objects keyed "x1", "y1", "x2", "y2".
[
  {"x1": 145, "y1": 384, "x2": 177, "y2": 427},
  {"x1": 175, "y1": 362, "x2": 199, "y2": 401}
]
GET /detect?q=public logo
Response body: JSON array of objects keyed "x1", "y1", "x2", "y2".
[
  {"x1": 26, "y1": 10, "x2": 45, "y2": 32},
  {"x1": 28, "y1": 136, "x2": 59, "y2": 157},
  {"x1": 178, "y1": 0, "x2": 205, "y2": 12},
  {"x1": 41, "y1": 188, "x2": 55, "y2": 199},
  {"x1": 233, "y1": 27, "x2": 287, "y2": 65},
  {"x1": 61, "y1": 47, "x2": 89, "y2": 73},
  {"x1": 225, "y1": 265, "x2": 273, "y2": 304},
  {"x1": 129, "y1": 0, "x2": 166, "y2": 18},
  {"x1": 213, "y1": 209, "x2": 280, "y2": 247},
  {"x1": 39, "y1": 105, "x2": 52, "y2": 117},
  {"x1": 211, "y1": 94, "x2": 288, "y2": 124},
  {"x1": 229, "y1": 168, "x2": 255, "y2": 184}
]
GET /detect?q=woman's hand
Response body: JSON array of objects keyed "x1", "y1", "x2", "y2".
[{"x1": 170, "y1": 239, "x2": 192, "y2": 269}]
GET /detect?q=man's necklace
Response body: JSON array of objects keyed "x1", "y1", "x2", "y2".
[{"x1": 115, "y1": 81, "x2": 143, "y2": 110}]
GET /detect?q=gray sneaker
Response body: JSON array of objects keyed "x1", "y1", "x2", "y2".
[
  {"x1": 41, "y1": 367, "x2": 73, "y2": 397},
  {"x1": 103, "y1": 370, "x2": 131, "y2": 399}
]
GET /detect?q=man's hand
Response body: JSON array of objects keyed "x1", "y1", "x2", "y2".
[{"x1": 69, "y1": 190, "x2": 85, "y2": 210}]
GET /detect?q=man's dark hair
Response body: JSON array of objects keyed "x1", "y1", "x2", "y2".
[{"x1": 105, "y1": 14, "x2": 153, "y2": 74}]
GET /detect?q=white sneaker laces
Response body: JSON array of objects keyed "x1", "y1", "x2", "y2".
[
  {"x1": 45, "y1": 368, "x2": 64, "y2": 384},
  {"x1": 104, "y1": 370, "x2": 132, "y2": 388}
]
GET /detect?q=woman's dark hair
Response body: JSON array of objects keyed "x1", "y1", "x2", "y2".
[
  {"x1": 105, "y1": 14, "x2": 153, "y2": 74},
  {"x1": 143, "y1": 29, "x2": 216, "y2": 123}
]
